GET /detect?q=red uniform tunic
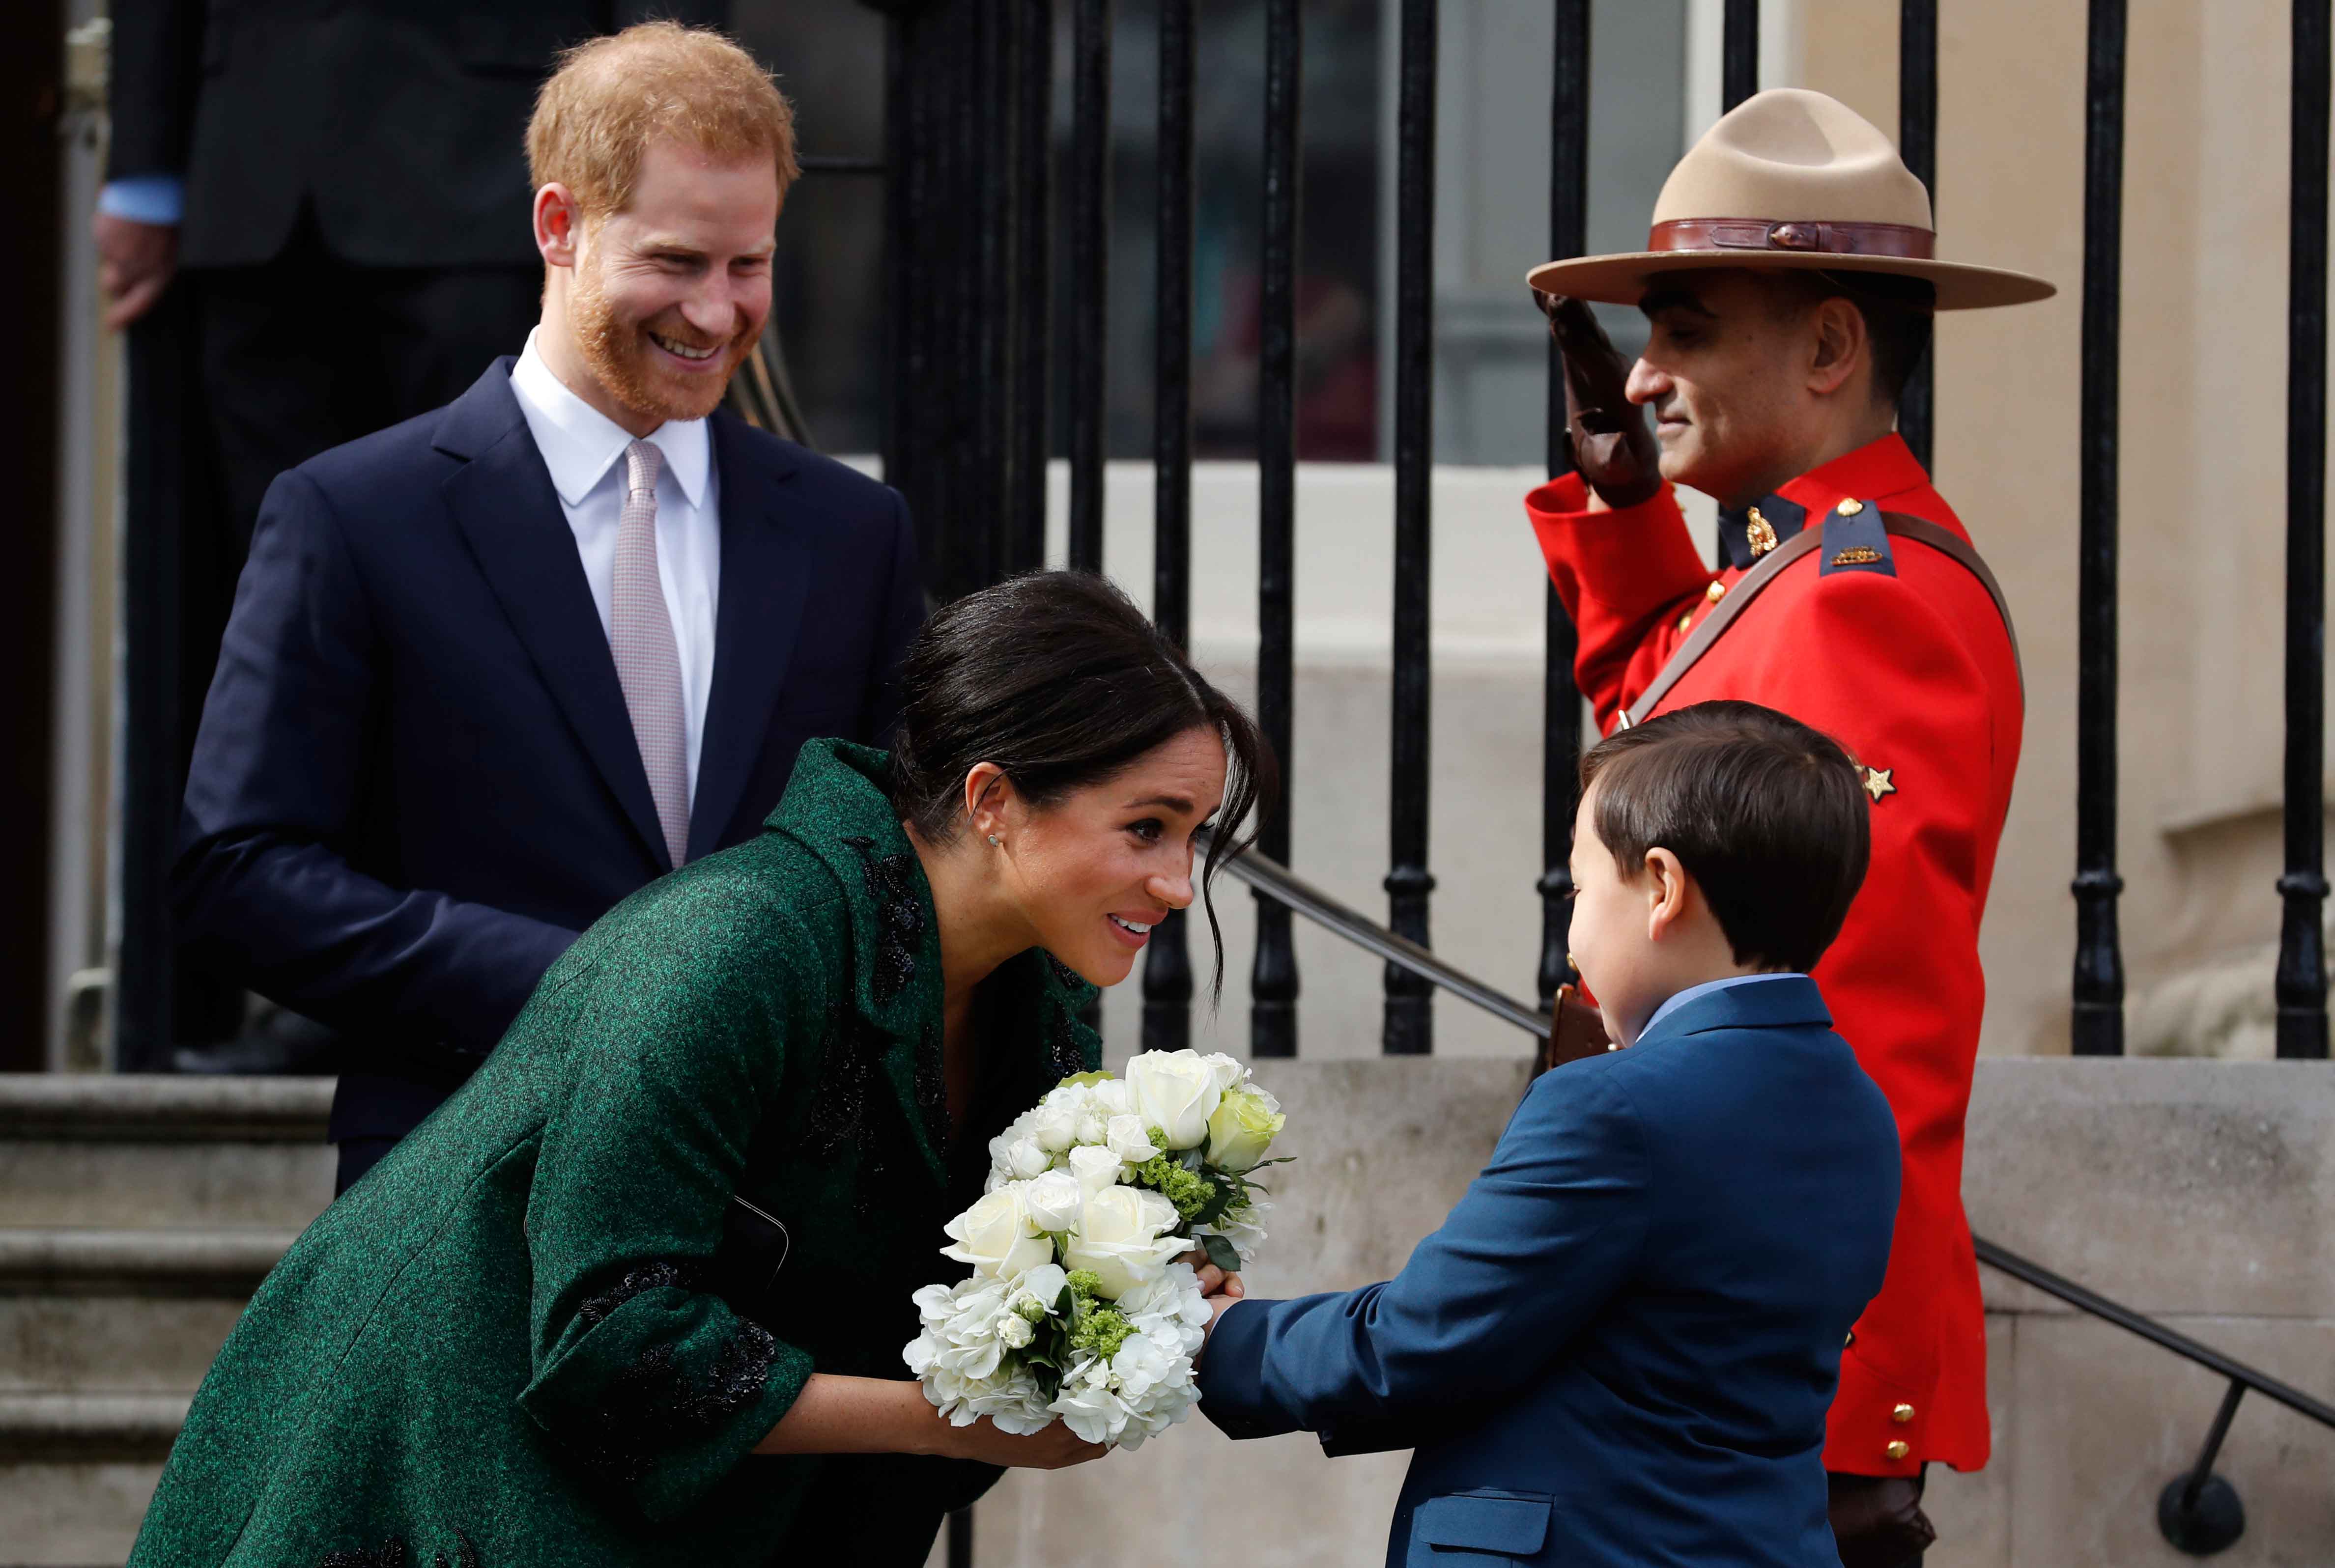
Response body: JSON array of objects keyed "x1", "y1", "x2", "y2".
[{"x1": 1525, "y1": 433, "x2": 2020, "y2": 1477}]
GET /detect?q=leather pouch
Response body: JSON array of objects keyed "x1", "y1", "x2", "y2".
[
  {"x1": 1827, "y1": 1472, "x2": 1936, "y2": 1568},
  {"x1": 1534, "y1": 984, "x2": 1613, "y2": 1077}
]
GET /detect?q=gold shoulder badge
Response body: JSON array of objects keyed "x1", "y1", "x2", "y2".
[
  {"x1": 1830, "y1": 545, "x2": 1884, "y2": 567},
  {"x1": 1863, "y1": 766, "x2": 1896, "y2": 803}
]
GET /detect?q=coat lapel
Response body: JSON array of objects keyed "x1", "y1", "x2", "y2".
[
  {"x1": 689, "y1": 412, "x2": 809, "y2": 859},
  {"x1": 434, "y1": 363, "x2": 671, "y2": 871}
]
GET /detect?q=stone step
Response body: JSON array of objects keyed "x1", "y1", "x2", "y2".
[
  {"x1": 0, "y1": 1395, "x2": 180, "y2": 1565},
  {"x1": 0, "y1": 1458, "x2": 163, "y2": 1568},
  {"x1": 0, "y1": 1230, "x2": 294, "y2": 1394},
  {"x1": 0, "y1": 1076, "x2": 334, "y2": 1230}
]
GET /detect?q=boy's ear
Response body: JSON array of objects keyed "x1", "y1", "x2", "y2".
[{"x1": 1643, "y1": 847, "x2": 1689, "y2": 939}]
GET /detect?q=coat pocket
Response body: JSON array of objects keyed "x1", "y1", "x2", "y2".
[{"x1": 1407, "y1": 1490, "x2": 1555, "y2": 1566}]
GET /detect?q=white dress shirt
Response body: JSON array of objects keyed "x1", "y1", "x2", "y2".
[{"x1": 508, "y1": 332, "x2": 722, "y2": 804}]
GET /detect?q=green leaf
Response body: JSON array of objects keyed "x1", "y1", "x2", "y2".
[{"x1": 1200, "y1": 1232, "x2": 1242, "y2": 1273}]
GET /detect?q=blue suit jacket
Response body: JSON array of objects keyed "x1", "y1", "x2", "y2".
[
  {"x1": 1198, "y1": 976, "x2": 1901, "y2": 1568},
  {"x1": 174, "y1": 361, "x2": 925, "y2": 1138}
]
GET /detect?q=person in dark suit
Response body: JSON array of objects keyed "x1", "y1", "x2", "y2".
[
  {"x1": 1195, "y1": 701, "x2": 1903, "y2": 1568},
  {"x1": 97, "y1": 0, "x2": 724, "y2": 531},
  {"x1": 173, "y1": 23, "x2": 924, "y2": 1193}
]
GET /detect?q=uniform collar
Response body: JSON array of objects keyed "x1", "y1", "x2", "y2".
[
  {"x1": 1714, "y1": 433, "x2": 1929, "y2": 570},
  {"x1": 510, "y1": 330, "x2": 711, "y2": 509}
]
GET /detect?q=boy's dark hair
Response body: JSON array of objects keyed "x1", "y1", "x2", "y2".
[{"x1": 1578, "y1": 701, "x2": 1871, "y2": 973}]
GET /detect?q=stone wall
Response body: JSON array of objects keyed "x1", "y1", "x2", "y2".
[{"x1": 962, "y1": 1059, "x2": 2335, "y2": 1568}]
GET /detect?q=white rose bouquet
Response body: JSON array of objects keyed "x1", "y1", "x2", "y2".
[{"x1": 902, "y1": 1048, "x2": 1290, "y2": 1449}]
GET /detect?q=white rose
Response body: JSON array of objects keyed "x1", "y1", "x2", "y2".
[
  {"x1": 1202, "y1": 1052, "x2": 1247, "y2": 1092},
  {"x1": 996, "y1": 1311, "x2": 1035, "y2": 1349},
  {"x1": 999, "y1": 1136, "x2": 1052, "y2": 1181},
  {"x1": 1067, "y1": 1143, "x2": 1124, "y2": 1200},
  {"x1": 1029, "y1": 1089, "x2": 1085, "y2": 1153},
  {"x1": 940, "y1": 1184, "x2": 1054, "y2": 1281},
  {"x1": 1074, "y1": 1105, "x2": 1111, "y2": 1147},
  {"x1": 1125, "y1": 1049, "x2": 1223, "y2": 1150},
  {"x1": 1063, "y1": 1185, "x2": 1186, "y2": 1298},
  {"x1": 1022, "y1": 1168, "x2": 1085, "y2": 1233},
  {"x1": 1092, "y1": 1078, "x2": 1135, "y2": 1118},
  {"x1": 1105, "y1": 1114, "x2": 1160, "y2": 1165},
  {"x1": 1204, "y1": 1082, "x2": 1285, "y2": 1173}
]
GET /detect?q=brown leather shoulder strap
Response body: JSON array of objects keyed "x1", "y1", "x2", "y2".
[{"x1": 1619, "y1": 510, "x2": 2021, "y2": 729}]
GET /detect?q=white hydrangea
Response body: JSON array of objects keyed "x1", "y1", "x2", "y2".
[
  {"x1": 1043, "y1": 1264, "x2": 1210, "y2": 1449},
  {"x1": 904, "y1": 1277, "x2": 1055, "y2": 1434}
]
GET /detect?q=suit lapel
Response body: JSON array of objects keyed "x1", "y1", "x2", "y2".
[
  {"x1": 690, "y1": 412, "x2": 809, "y2": 858},
  {"x1": 435, "y1": 364, "x2": 672, "y2": 871}
]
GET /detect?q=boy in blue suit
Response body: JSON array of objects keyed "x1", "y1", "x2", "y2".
[{"x1": 1198, "y1": 700, "x2": 1903, "y2": 1567}]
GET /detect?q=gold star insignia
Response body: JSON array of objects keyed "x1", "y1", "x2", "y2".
[{"x1": 1863, "y1": 766, "x2": 1896, "y2": 803}]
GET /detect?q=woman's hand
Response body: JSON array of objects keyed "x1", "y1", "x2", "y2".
[{"x1": 937, "y1": 1414, "x2": 1110, "y2": 1470}]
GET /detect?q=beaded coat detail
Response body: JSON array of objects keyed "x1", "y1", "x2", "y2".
[{"x1": 125, "y1": 741, "x2": 1101, "y2": 1568}]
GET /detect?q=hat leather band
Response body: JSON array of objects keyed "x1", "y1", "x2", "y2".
[{"x1": 1648, "y1": 218, "x2": 1936, "y2": 259}]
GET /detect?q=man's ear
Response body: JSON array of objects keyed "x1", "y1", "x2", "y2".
[
  {"x1": 1643, "y1": 847, "x2": 1689, "y2": 940},
  {"x1": 1806, "y1": 295, "x2": 1867, "y2": 399},
  {"x1": 534, "y1": 183, "x2": 584, "y2": 269}
]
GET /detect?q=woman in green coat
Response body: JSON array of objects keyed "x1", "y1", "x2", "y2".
[{"x1": 128, "y1": 572, "x2": 1272, "y2": 1567}]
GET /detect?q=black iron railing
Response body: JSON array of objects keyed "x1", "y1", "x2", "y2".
[
  {"x1": 861, "y1": 0, "x2": 2335, "y2": 1070},
  {"x1": 1215, "y1": 837, "x2": 2335, "y2": 1560}
]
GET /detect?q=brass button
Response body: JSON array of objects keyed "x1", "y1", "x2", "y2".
[
  {"x1": 1836, "y1": 498, "x2": 1866, "y2": 516},
  {"x1": 1885, "y1": 1440, "x2": 1910, "y2": 1460},
  {"x1": 1675, "y1": 610, "x2": 1694, "y2": 635},
  {"x1": 1891, "y1": 1403, "x2": 1915, "y2": 1424},
  {"x1": 1706, "y1": 579, "x2": 1727, "y2": 603}
]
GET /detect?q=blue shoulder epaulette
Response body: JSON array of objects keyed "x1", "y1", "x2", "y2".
[{"x1": 1817, "y1": 498, "x2": 1896, "y2": 578}]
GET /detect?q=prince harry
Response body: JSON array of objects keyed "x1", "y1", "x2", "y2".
[{"x1": 175, "y1": 24, "x2": 925, "y2": 1190}]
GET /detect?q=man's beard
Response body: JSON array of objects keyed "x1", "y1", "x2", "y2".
[{"x1": 570, "y1": 260, "x2": 755, "y2": 426}]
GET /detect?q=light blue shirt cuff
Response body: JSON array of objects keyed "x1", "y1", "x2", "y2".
[{"x1": 98, "y1": 175, "x2": 185, "y2": 226}]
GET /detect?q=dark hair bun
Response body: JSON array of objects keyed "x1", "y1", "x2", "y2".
[{"x1": 889, "y1": 570, "x2": 1276, "y2": 997}]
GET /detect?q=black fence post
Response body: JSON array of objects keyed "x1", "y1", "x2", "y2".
[
  {"x1": 1252, "y1": 0, "x2": 1303, "y2": 1058},
  {"x1": 1538, "y1": 0, "x2": 1590, "y2": 1012},
  {"x1": 2072, "y1": 0, "x2": 2127, "y2": 1054},
  {"x1": 1719, "y1": 0, "x2": 1758, "y2": 569},
  {"x1": 1898, "y1": 0, "x2": 1937, "y2": 471},
  {"x1": 2278, "y1": 0, "x2": 2332, "y2": 1060},
  {"x1": 1067, "y1": 0, "x2": 1111, "y2": 574},
  {"x1": 1142, "y1": 0, "x2": 1197, "y2": 1056},
  {"x1": 1723, "y1": 0, "x2": 1760, "y2": 112},
  {"x1": 1384, "y1": 0, "x2": 1437, "y2": 1056},
  {"x1": 1006, "y1": 0, "x2": 1055, "y2": 576}
]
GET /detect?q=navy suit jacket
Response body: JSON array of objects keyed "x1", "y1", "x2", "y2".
[
  {"x1": 1198, "y1": 976, "x2": 1901, "y2": 1568},
  {"x1": 174, "y1": 360, "x2": 925, "y2": 1138}
]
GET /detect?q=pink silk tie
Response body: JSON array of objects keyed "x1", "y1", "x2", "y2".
[{"x1": 611, "y1": 440, "x2": 690, "y2": 869}]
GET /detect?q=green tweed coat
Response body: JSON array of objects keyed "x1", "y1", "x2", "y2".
[{"x1": 129, "y1": 741, "x2": 1100, "y2": 1568}]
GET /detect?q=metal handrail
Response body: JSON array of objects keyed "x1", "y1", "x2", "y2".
[{"x1": 1211, "y1": 839, "x2": 2334, "y2": 1555}]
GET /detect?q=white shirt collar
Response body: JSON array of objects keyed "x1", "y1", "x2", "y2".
[{"x1": 510, "y1": 330, "x2": 711, "y2": 509}]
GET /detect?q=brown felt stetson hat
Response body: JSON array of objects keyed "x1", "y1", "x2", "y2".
[{"x1": 1526, "y1": 88, "x2": 2054, "y2": 311}]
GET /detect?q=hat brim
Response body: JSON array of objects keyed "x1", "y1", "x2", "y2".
[{"x1": 1525, "y1": 249, "x2": 2055, "y2": 311}]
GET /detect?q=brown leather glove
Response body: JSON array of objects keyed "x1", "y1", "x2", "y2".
[{"x1": 1535, "y1": 290, "x2": 1662, "y2": 509}]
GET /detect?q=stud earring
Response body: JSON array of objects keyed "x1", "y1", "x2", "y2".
[{"x1": 987, "y1": 834, "x2": 1003, "y2": 847}]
